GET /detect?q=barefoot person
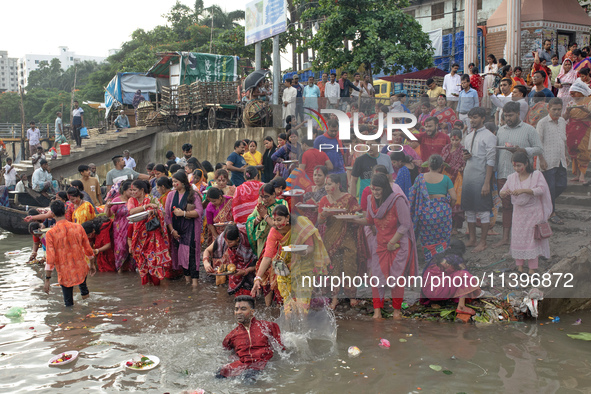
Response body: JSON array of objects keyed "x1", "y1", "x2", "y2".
[
  {"x1": 494, "y1": 102, "x2": 543, "y2": 248},
  {"x1": 500, "y1": 152, "x2": 552, "y2": 274},
  {"x1": 216, "y1": 295, "x2": 284, "y2": 381},
  {"x1": 43, "y1": 200, "x2": 97, "y2": 307},
  {"x1": 462, "y1": 107, "x2": 496, "y2": 252},
  {"x1": 421, "y1": 240, "x2": 482, "y2": 315},
  {"x1": 353, "y1": 174, "x2": 418, "y2": 319}
]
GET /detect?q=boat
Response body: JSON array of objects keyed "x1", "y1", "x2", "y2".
[
  {"x1": 0, "y1": 205, "x2": 34, "y2": 235},
  {"x1": 8, "y1": 187, "x2": 51, "y2": 207}
]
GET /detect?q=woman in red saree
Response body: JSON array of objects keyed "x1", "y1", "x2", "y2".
[
  {"x1": 469, "y1": 66, "x2": 483, "y2": 104},
  {"x1": 565, "y1": 81, "x2": 591, "y2": 183},
  {"x1": 317, "y1": 174, "x2": 366, "y2": 309},
  {"x1": 429, "y1": 95, "x2": 458, "y2": 130},
  {"x1": 205, "y1": 187, "x2": 233, "y2": 243},
  {"x1": 128, "y1": 179, "x2": 171, "y2": 286},
  {"x1": 82, "y1": 217, "x2": 116, "y2": 272},
  {"x1": 353, "y1": 174, "x2": 418, "y2": 319}
]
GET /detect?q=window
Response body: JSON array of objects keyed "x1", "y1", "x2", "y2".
[
  {"x1": 35, "y1": 60, "x2": 39, "y2": 64},
  {"x1": 70, "y1": 57, "x2": 73, "y2": 61},
  {"x1": 477, "y1": 0, "x2": 482, "y2": 10},
  {"x1": 431, "y1": 2, "x2": 444, "y2": 20},
  {"x1": 406, "y1": 9, "x2": 415, "y2": 18}
]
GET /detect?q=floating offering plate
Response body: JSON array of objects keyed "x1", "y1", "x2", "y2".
[
  {"x1": 124, "y1": 355, "x2": 160, "y2": 371},
  {"x1": 48, "y1": 351, "x2": 79, "y2": 366}
]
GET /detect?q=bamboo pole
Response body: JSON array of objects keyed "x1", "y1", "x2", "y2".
[{"x1": 19, "y1": 86, "x2": 25, "y2": 160}]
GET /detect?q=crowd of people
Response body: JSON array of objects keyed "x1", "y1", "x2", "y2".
[{"x1": 3, "y1": 42, "x2": 589, "y2": 328}]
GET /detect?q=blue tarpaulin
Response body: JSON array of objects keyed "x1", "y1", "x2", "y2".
[{"x1": 104, "y1": 73, "x2": 157, "y2": 118}]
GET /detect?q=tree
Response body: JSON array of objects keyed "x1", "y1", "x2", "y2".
[{"x1": 299, "y1": 0, "x2": 433, "y2": 77}]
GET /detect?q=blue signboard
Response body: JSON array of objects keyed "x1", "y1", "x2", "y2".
[{"x1": 245, "y1": 0, "x2": 287, "y2": 45}]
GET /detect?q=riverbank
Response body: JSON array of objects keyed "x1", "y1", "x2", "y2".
[{"x1": 2, "y1": 230, "x2": 591, "y2": 392}]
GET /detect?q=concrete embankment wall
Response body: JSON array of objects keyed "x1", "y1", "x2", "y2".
[
  {"x1": 93, "y1": 127, "x2": 282, "y2": 181},
  {"x1": 147, "y1": 127, "x2": 282, "y2": 168}
]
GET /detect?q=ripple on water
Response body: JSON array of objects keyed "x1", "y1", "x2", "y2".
[{"x1": 3, "y1": 231, "x2": 591, "y2": 392}]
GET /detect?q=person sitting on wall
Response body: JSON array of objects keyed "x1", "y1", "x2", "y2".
[{"x1": 114, "y1": 110, "x2": 130, "y2": 132}]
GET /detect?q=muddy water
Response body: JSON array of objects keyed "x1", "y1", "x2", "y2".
[{"x1": 1, "y1": 229, "x2": 591, "y2": 393}]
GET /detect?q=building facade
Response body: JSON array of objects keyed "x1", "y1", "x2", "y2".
[
  {"x1": 18, "y1": 46, "x2": 107, "y2": 88},
  {"x1": 0, "y1": 51, "x2": 19, "y2": 92}
]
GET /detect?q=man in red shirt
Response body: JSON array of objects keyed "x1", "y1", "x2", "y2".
[
  {"x1": 300, "y1": 137, "x2": 333, "y2": 180},
  {"x1": 416, "y1": 116, "x2": 451, "y2": 163},
  {"x1": 217, "y1": 295, "x2": 284, "y2": 381}
]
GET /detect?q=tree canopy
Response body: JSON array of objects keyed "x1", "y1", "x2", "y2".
[{"x1": 298, "y1": 0, "x2": 433, "y2": 76}]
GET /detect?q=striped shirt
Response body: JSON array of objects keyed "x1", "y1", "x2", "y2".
[
  {"x1": 496, "y1": 121, "x2": 544, "y2": 179},
  {"x1": 536, "y1": 115, "x2": 567, "y2": 169}
]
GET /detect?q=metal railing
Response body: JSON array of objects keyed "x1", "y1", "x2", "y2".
[{"x1": 0, "y1": 123, "x2": 55, "y2": 139}]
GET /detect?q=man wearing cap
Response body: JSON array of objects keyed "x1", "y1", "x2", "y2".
[
  {"x1": 105, "y1": 155, "x2": 150, "y2": 194},
  {"x1": 114, "y1": 110, "x2": 130, "y2": 132}
]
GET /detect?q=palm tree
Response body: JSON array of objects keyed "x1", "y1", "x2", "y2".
[{"x1": 200, "y1": 6, "x2": 245, "y2": 30}]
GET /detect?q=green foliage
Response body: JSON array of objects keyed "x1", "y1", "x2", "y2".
[
  {"x1": 299, "y1": 0, "x2": 433, "y2": 76},
  {"x1": 4, "y1": 2, "x2": 280, "y2": 127}
]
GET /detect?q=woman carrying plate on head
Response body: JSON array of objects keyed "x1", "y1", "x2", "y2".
[
  {"x1": 317, "y1": 174, "x2": 366, "y2": 310},
  {"x1": 128, "y1": 179, "x2": 171, "y2": 286}
]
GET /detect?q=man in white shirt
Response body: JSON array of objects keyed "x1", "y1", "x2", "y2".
[
  {"x1": 31, "y1": 146, "x2": 46, "y2": 171},
  {"x1": 27, "y1": 121, "x2": 41, "y2": 156},
  {"x1": 32, "y1": 159, "x2": 55, "y2": 195},
  {"x1": 490, "y1": 81, "x2": 529, "y2": 124},
  {"x1": 324, "y1": 73, "x2": 341, "y2": 109},
  {"x1": 123, "y1": 150, "x2": 136, "y2": 170},
  {"x1": 2, "y1": 157, "x2": 17, "y2": 189},
  {"x1": 537, "y1": 98, "x2": 568, "y2": 224},
  {"x1": 54, "y1": 112, "x2": 66, "y2": 148},
  {"x1": 282, "y1": 78, "x2": 297, "y2": 126},
  {"x1": 442, "y1": 63, "x2": 461, "y2": 110},
  {"x1": 72, "y1": 100, "x2": 85, "y2": 147}
]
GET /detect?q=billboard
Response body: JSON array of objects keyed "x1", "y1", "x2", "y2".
[{"x1": 244, "y1": 0, "x2": 287, "y2": 45}]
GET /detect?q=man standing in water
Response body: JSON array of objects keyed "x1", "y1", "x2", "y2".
[
  {"x1": 217, "y1": 295, "x2": 284, "y2": 382},
  {"x1": 43, "y1": 200, "x2": 96, "y2": 306}
]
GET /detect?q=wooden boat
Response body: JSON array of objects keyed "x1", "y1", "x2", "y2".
[
  {"x1": 0, "y1": 205, "x2": 32, "y2": 235},
  {"x1": 8, "y1": 187, "x2": 51, "y2": 208}
]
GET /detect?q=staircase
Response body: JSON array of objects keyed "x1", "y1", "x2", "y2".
[{"x1": 12, "y1": 126, "x2": 162, "y2": 179}]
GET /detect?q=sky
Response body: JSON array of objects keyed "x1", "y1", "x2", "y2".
[{"x1": 1, "y1": 0, "x2": 246, "y2": 59}]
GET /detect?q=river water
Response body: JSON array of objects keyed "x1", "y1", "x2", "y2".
[{"x1": 1, "y1": 229, "x2": 591, "y2": 393}]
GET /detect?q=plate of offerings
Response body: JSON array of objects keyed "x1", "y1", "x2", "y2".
[
  {"x1": 283, "y1": 189, "x2": 306, "y2": 197},
  {"x1": 214, "y1": 222, "x2": 233, "y2": 227},
  {"x1": 282, "y1": 160, "x2": 299, "y2": 164},
  {"x1": 335, "y1": 213, "x2": 363, "y2": 220},
  {"x1": 48, "y1": 351, "x2": 79, "y2": 366},
  {"x1": 124, "y1": 355, "x2": 160, "y2": 371},
  {"x1": 282, "y1": 245, "x2": 308, "y2": 252},
  {"x1": 127, "y1": 212, "x2": 149, "y2": 223},
  {"x1": 296, "y1": 203, "x2": 317, "y2": 209},
  {"x1": 212, "y1": 263, "x2": 236, "y2": 276},
  {"x1": 109, "y1": 201, "x2": 126, "y2": 205},
  {"x1": 322, "y1": 208, "x2": 347, "y2": 213}
]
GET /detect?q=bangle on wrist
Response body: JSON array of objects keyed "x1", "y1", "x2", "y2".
[
  {"x1": 254, "y1": 276, "x2": 262, "y2": 282},
  {"x1": 183, "y1": 211, "x2": 186, "y2": 217}
]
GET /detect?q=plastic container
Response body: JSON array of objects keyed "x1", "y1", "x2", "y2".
[{"x1": 60, "y1": 143, "x2": 70, "y2": 156}]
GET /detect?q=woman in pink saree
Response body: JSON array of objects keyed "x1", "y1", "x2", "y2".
[{"x1": 104, "y1": 180, "x2": 135, "y2": 272}]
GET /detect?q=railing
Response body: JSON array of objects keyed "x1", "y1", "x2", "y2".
[{"x1": 0, "y1": 123, "x2": 55, "y2": 140}]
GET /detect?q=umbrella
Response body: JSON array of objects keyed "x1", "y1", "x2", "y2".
[{"x1": 243, "y1": 69, "x2": 269, "y2": 92}]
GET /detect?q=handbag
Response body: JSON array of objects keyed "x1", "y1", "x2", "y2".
[
  {"x1": 534, "y1": 221, "x2": 552, "y2": 240},
  {"x1": 146, "y1": 216, "x2": 161, "y2": 232},
  {"x1": 79, "y1": 127, "x2": 88, "y2": 138},
  {"x1": 272, "y1": 254, "x2": 291, "y2": 277},
  {"x1": 534, "y1": 198, "x2": 552, "y2": 240}
]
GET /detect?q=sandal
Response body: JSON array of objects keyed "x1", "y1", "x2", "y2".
[
  {"x1": 456, "y1": 308, "x2": 476, "y2": 316},
  {"x1": 548, "y1": 216, "x2": 564, "y2": 225}
]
